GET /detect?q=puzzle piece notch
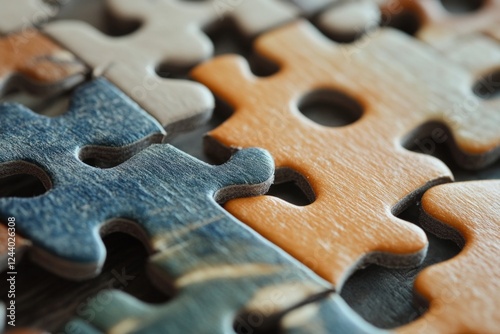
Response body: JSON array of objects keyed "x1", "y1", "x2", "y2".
[
  {"x1": 108, "y1": 0, "x2": 300, "y2": 38},
  {"x1": 0, "y1": 30, "x2": 86, "y2": 96},
  {"x1": 0, "y1": 0, "x2": 58, "y2": 34},
  {"x1": 412, "y1": 0, "x2": 500, "y2": 45},
  {"x1": 192, "y1": 20, "x2": 500, "y2": 287},
  {"x1": 316, "y1": 0, "x2": 500, "y2": 50},
  {"x1": 0, "y1": 79, "x2": 382, "y2": 333},
  {"x1": 44, "y1": 2, "x2": 214, "y2": 133},
  {"x1": 398, "y1": 181, "x2": 500, "y2": 334},
  {"x1": 42, "y1": 0, "x2": 307, "y2": 132}
]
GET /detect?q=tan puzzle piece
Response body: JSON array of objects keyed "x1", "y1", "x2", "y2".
[
  {"x1": 193, "y1": 20, "x2": 500, "y2": 287},
  {"x1": 0, "y1": 0, "x2": 58, "y2": 34},
  {"x1": 43, "y1": 0, "x2": 303, "y2": 132},
  {"x1": 410, "y1": 0, "x2": 500, "y2": 45},
  {"x1": 317, "y1": 0, "x2": 386, "y2": 39},
  {"x1": 399, "y1": 181, "x2": 500, "y2": 334},
  {"x1": 313, "y1": 0, "x2": 500, "y2": 43},
  {"x1": 0, "y1": 29, "x2": 86, "y2": 96}
]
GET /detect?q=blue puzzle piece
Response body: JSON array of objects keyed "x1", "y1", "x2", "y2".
[{"x1": 0, "y1": 79, "x2": 384, "y2": 332}]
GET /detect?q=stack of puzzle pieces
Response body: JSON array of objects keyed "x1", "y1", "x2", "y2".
[{"x1": 0, "y1": 0, "x2": 499, "y2": 333}]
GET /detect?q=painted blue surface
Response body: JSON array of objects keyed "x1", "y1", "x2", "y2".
[{"x1": 0, "y1": 78, "x2": 384, "y2": 333}]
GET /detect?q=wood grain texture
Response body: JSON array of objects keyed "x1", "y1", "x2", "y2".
[
  {"x1": 0, "y1": 79, "x2": 383, "y2": 333},
  {"x1": 63, "y1": 293, "x2": 385, "y2": 334},
  {"x1": 192, "y1": 20, "x2": 500, "y2": 287},
  {"x1": 399, "y1": 181, "x2": 500, "y2": 334},
  {"x1": 0, "y1": 30, "x2": 86, "y2": 96},
  {"x1": 43, "y1": 0, "x2": 302, "y2": 132},
  {"x1": 0, "y1": 0, "x2": 57, "y2": 34}
]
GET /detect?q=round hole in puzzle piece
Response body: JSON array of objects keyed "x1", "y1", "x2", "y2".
[
  {"x1": 473, "y1": 70, "x2": 500, "y2": 100},
  {"x1": 439, "y1": 0, "x2": 485, "y2": 13},
  {"x1": 0, "y1": 161, "x2": 51, "y2": 198},
  {"x1": 297, "y1": 88, "x2": 363, "y2": 128}
]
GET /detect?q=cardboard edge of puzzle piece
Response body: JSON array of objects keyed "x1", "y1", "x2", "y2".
[
  {"x1": 0, "y1": 29, "x2": 87, "y2": 97},
  {"x1": 398, "y1": 181, "x2": 500, "y2": 334}
]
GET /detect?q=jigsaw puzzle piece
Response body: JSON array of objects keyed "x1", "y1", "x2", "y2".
[
  {"x1": 0, "y1": 75, "x2": 388, "y2": 333},
  {"x1": 192, "y1": 20, "x2": 500, "y2": 287},
  {"x1": 0, "y1": 79, "x2": 383, "y2": 333},
  {"x1": 42, "y1": 0, "x2": 304, "y2": 132},
  {"x1": 0, "y1": 0, "x2": 58, "y2": 34},
  {"x1": 0, "y1": 78, "x2": 166, "y2": 278},
  {"x1": 108, "y1": 0, "x2": 299, "y2": 38},
  {"x1": 317, "y1": 0, "x2": 384, "y2": 40},
  {"x1": 43, "y1": 4, "x2": 214, "y2": 132},
  {"x1": 412, "y1": 0, "x2": 500, "y2": 44},
  {"x1": 60, "y1": 247, "x2": 384, "y2": 334},
  {"x1": 287, "y1": 0, "x2": 339, "y2": 15},
  {"x1": 398, "y1": 181, "x2": 500, "y2": 334},
  {"x1": 0, "y1": 29, "x2": 86, "y2": 96}
]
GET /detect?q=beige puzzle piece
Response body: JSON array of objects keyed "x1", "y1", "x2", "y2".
[
  {"x1": 0, "y1": 0, "x2": 58, "y2": 34},
  {"x1": 192, "y1": 20, "x2": 497, "y2": 287},
  {"x1": 287, "y1": 0, "x2": 340, "y2": 15},
  {"x1": 317, "y1": 0, "x2": 500, "y2": 43},
  {"x1": 317, "y1": 0, "x2": 386, "y2": 39},
  {"x1": 412, "y1": 0, "x2": 500, "y2": 45},
  {"x1": 399, "y1": 181, "x2": 500, "y2": 334},
  {"x1": 44, "y1": 1, "x2": 214, "y2": 132},
  {"x1": 43, "y1": 0, "x2": 305, "y2": 132}
]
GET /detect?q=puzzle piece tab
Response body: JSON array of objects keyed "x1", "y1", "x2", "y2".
[
  {"x1": 0, "y1": 0, "x2": 58, "y2": 34},
  {"x1": 43, "y1": 0, "x2": 305, "y2": 132},
  {"x1": 317, "y1": 0, "x2": 384, "y2": 40},
  {"x1": 192, "y1": 20, "x2": 500, "y2": 287},
  {"x1": 0, "y1": 78, "x2": 383, "y2": 333},
  {"x1": 0, "y1": 29, "x2": 86, "y2": 96},
  {"x1": 399, "y1": 181, "x2": 500, "y2": 334},
  {"x1": 412, "y1": 0, "x2": 500, "y2": 45}
]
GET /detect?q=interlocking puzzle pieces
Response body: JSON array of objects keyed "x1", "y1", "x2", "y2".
[
  {"x1": 398, "y1": 181, "x2": 500, "y2": 334},
  {"x1": 0, "y1": 78, "x2": 382, "y2": 333},
  {"x1": 0, "y1": 78, "x2": 165, "y2": 277},
  {"x1": 316, "y1": 0, "x2": 500, "y2": 44},
  {"x1": 42, "y1": 0, "x2": 307, "y2": 132},
  {"x1": 410, "y1": 0, "x2": 500, "y2": 44},
  {"x1": 317, "y1": 0, "x2": 386, "y2": 40},
  {"x1": 63, "y1": 293, "x2": 386, "y2": 333},
  {"x1": 0, "y1": 0, "x2": 58, "y2": 34},
  {"x1": 192, "y1": 20, "x2": 500, "y2": 287},
  {"x1": 0, "y1": 29, "x2": 86, "y2": 96}
]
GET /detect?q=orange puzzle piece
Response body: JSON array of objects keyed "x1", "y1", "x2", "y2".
[
  {"x1": 192, "y1": 20, "x2": 500, "y2": 287},
  {"x1": 399, "y1": 181, "x2": 500, "y2": 334},
  {"x1": 0, "y1": 30, "x2": 86, "y2": 96}
]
